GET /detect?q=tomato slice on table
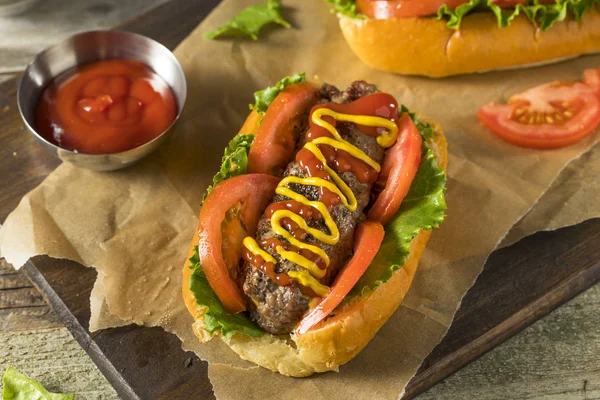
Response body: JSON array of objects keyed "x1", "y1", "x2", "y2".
[
  {"x1": 478, "y1": 82, "x2": 600, "y2": 149},
  {"x1": 368, "y1": 113, "x2": 422, "y2": 226},
  {"x1": 198, "y1": 174, "x2": 279, "y2": 314},
  {"x1": 248, "y1": 83, "x2": 320, "y2": 176},
  {"x1": 295, "y1": 221, "x2": 385, "y2": 335}
]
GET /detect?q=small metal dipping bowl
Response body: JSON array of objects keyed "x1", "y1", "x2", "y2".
[{"x1": 18, "y1": 30, "x2": 187, "y2": 171}]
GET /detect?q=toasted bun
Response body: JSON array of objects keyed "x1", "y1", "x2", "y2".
[
  {"x1": 182, "y1": 114, "x2": 447, "y2": 377},
  {"x1": 338, "y1": 7, "x2": 600, "y2": 77}
]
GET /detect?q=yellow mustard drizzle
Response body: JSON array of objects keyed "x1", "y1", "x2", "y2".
[
  {"x1": 288, "y1": 270, "x2": 330, "y2": 297},
  {"x1": 312, "y1": 107, "x2": 398, "y2": 148},
  {"x1": 243, "y1": 109, "x2": 398, "y2": 297},
  {"x1": 243, "y1": 237, "x2": 276, "y2": 264}
]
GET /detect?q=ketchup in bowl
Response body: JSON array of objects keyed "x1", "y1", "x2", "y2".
[{"x1": 34, "y1": 60, "x2": 177, "y2": 154}]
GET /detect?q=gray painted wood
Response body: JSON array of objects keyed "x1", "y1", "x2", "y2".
[
  {"x1": 417, "y1": 284, "x2": 600, "y2": 400},
  {"x1": 0, "y1": 258, "x2": 119, "y2": 398},
  {"x1": 0, "y1": 329, "x2": 119, "y2": 399},
  {"x1": 0, "y1": 0, "x2": 167, "y2": 73}
]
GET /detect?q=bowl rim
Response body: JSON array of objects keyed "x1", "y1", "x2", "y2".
[{"x1": 17, "y1": 29, "x2": 187, "y2": 158}]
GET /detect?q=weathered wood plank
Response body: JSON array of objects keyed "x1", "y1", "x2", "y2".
[
  {"x1": 416, "y1": 284, "x2": 600, "y2": 400},
  {"x1": 1, "y1": 258, "x2": 17, "y2": 274},
  {"x1": 0, "y1": 77, "x2": 60, "y2": 220},
  {"x1": 0, "y1": 328, "x2": 118, "y2": 399},
  {"x1": 0, "y1": 257, "x2": 59, "y2": 331},
  {"x1": 0, "y1": 73, "x2": 13, "y2": 85},
  {"x1": 0, "y1": 307, "x2": 60, "y2": 331},
  {"x1": 406, "y1": 218, "x2": 600, "y2": 398},
  {"x1": 0, "y1": 287, "x2": 48, "y2": 309},
  {"x1": 0, "y1": 272, "x2": 32, "y2": 290},
  {"x1": 0, "y1": 0, "x2": 167, "y2": 73}
]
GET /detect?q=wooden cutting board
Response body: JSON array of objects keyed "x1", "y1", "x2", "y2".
[{"x1": 0, "y1": 1, "x2": 599, "y2": 399}]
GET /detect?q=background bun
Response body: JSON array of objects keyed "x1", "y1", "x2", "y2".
[
  {"x1": 338, "y1": 8, "x2": 600, "y2": 77},
  {"x1": 182, "y1": 115, "x2": 447, "y2": 377}
]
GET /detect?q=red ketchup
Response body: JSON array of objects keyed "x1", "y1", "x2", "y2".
[{"x1": 34, "y1": 60, "x2": 177, "y2": 154}]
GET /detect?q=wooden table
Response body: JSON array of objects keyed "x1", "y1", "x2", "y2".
[{"x1": 1, "y1": 1, "x2": 599, "y2": 399}]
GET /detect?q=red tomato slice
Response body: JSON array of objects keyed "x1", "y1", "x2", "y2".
[
  {"x1": 295, "y1": 221, "x2": 385, "y2": 335},
  {"x1": 356, "y1": 0, "x2": 468, "y2": 19},
  {"x1": 478, "y1": 82, "x2": 600, "y2": 149},
  {"x1": 198, "y1": 174, "x2": 279, "y2": 313},
  {"x1": 248, "y1": 83, "x2": 319, "y2": 176},
  {"x1": 368, "y1": 113, "x2": 422, "y2": 225}
]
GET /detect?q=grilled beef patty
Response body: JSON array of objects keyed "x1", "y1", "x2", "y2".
[{"x1": 242, "y1": 81, "x2": 383, "y2": 335}]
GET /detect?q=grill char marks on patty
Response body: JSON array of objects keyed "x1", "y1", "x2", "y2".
[{"x1": 242, "y1": 81, "x2": 384, "y2": 335}]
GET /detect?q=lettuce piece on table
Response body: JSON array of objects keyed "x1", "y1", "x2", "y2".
[
  {"x1": 204, "y1": 0, "x2": 290, "y2": 40},
  {"x1": 2, "y1": 366, "x2": 74, "y2": 400}
]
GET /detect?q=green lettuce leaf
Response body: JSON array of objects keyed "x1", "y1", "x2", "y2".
[
  {"x1": 351, "y1": 113, "x2": 447, "y2": 295},
  {"x1": 250, "y1": 73, "x2": 306, "y2": 114},
  {"x1": 204, "y1": 0, "x2": 290, "y2": 41},
  {"x1": 400, "y1": 105, "x2": 434, "y2": 140},
  {"x1": 437, "y1": 0, "x2": 600, "y2": 31},
  {"x1": 203, "y1": 134, "x2": 255, "y2": 201},
  {"x1": 188, "y1": 247, "x2": 263, "y2": 339},
  {"x1": 2, "y1": 366, "x2": 73, "y2": 400},
  {"x1": 325, "y1": 0, "x2": 364, "y2": 18},
  {"x1": 569, "y1": 0, "x2": 599, "y2": 19},
  {"x1": 436, "y1": 0, "x2": 483, "y2": 29}
]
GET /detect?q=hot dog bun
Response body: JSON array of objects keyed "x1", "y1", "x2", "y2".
[
  {"x1": 338, "y1": 7, "x2": 600, "y2": 77},
  {"x1": 181, "y1": 114, "x2": 447, "y2": 377}
]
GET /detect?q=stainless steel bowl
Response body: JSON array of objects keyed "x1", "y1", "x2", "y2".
[{"x1": 18, "y1": 30, "x2": 187, "y2": 171}]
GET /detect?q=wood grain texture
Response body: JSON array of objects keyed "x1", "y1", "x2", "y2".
[
  {"x1": 0, "y1": 0, "x2": 167, "y2": 73},
  {"x1": 0, "y1": 259, "x2": 60, "y2": 331},
  {"x1": 418, "y1": 284, "x2": 600, "y2": 400},
  {"x1": 0, "y1": 258, "x2": 117, "y2": 397},
  {"x1": 19, "y1": 256, "x2": 214, "y2": 400},
  {"x1": 0, "y1": 73, "x2": 13, "y2": 84},
  {"x1": 0, "y1": 328, "x2": 118, "y2": 399},
  {"x1": 0, "y1": 77, "x2": 59, "y2": 221},
  {"x1": 407, "y1": 218, "x2": 600, "y2": 398}
]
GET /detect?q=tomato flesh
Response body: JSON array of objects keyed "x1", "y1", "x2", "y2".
[
  {"x1": 198, "y1": 174, "x2": 279, "y2": 313},
  {"x1": 248, "y1": 83, "x2": 319, "y2": 176},
  {"x1": 368, "y1": 113, "x2": 422, "y2": 225},
  {"x1": 478, "y1": 82, "x2": 600, "y2": 149},
  {"x1": 295, "y1": 221, "x2": 385, "y2": 335}
]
